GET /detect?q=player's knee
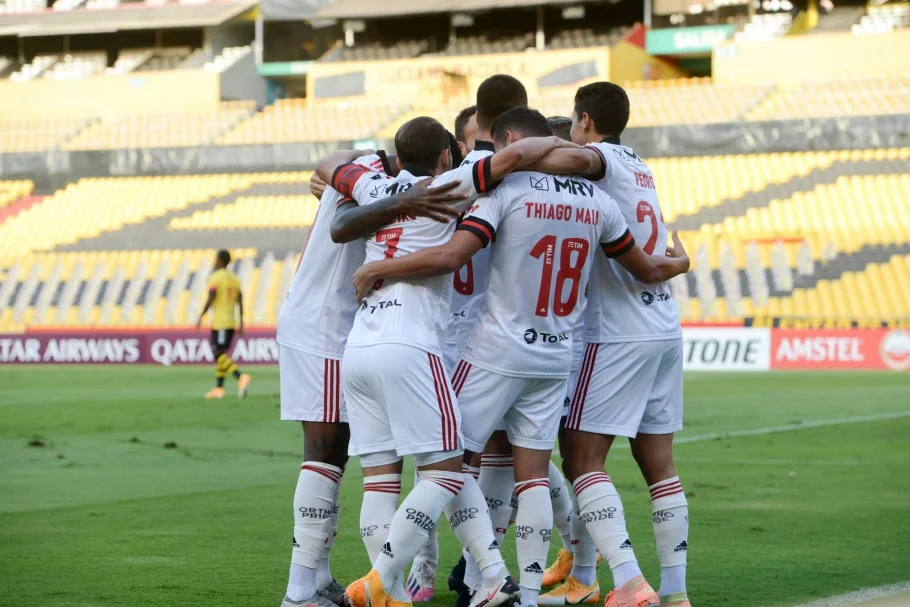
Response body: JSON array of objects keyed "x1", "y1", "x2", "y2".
[
  {"x1": 414, "y1": 449, "x2": 464, "y2": 472},
  {"x1": 303, "y1": 422, "x2": 350, "y2": 467}
]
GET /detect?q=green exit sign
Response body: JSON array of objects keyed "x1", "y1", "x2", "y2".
[{"x1": 646, "y1": 25, "x2": 735, "y2": 55}]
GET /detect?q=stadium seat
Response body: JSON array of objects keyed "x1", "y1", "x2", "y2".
[
  {"x1": 0, "y1": 180, "x2": 33, "y2": 210},
  {"x1": 749, "y1": 74, "x2": 910, "y2": 121}
]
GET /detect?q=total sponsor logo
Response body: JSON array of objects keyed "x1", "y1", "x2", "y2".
[{"x1": 522, "y1": 328, "x2": 569, "y2": 345}]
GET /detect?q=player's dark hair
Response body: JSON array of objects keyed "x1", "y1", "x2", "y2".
[
  {"x1": 574, "y1": 81, "x2": 630, "y2": 137},
  {"x1": 395, "y1": 116, "x2": 450, "y2": 173},
  {"x1": 454, "y1": 105, "x2": 476, "y2": 142},
  {"x1": 476, "y1": 74, "x2": 528, "y2": 131},
  {"x1": 216, "y1": 249, "x2": 231, "y2": 267},
  {"x1": 547, "y1": 116, "x2": 573, "y2": 142},
  {"x1": 491, "y1": 106, "x2": 552, "y2": 145}
]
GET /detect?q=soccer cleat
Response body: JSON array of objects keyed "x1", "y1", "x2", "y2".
[
  {"x1": 405, "y1": 558, "x2": 437, "y2": 602},
  {"x1": 468, "y1": 575, "x2": 520, "y2": 607},
  {"x1": 238, "y1": 373, "x2": 252, "y2": 397},
  {"x1": 658, "y1": 592, "x2": 690, "y2": 607},
  {"x1": 448, "y1": 555, "x2": 467, "y2": 592},
  {"x1": 542, "y1": 548, "x2": 574, "y2": 587},
  {"x1": 204, "y1": 387, "x2": 225, "y2": 399},
  {"x1": 539, "y1": 576, "x2": 600, "y2": 605},
  {"x1": 603, "y1": 576, "x2": 659, "y2": 607},
  {"x1": 318, "y1": 579, "x2": 347, "y2": 606},
  {"x1": 345, "y1": 570, "x2": 386, "y2": 607},
  {"x1": 282, "y1": 593, "x2": 338, "y2": 607}
]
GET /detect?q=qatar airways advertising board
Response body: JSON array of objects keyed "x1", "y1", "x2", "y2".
[{"x1": 0, "y1": 328, "x2": 907, "y2": 371}]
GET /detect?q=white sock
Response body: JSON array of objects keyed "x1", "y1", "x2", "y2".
[
  {"x1": 414, "y1": 469, "x2": 440, "y2": 564},
  {"x1": 507, "y1": 490, "x2": 518, "y2": 528},
  {"x1": 478, "y1": 454, "x2": 515, "y2": 546},
  {"x1": 463, "y1": 462, "x2": 481, "y2": 481},
  {"x1": 569, "y1": 495, "x2": 597, "y2": 586},
  {"x1": 445, "y1": 474, "x2": 508, "y2": 588},
  {"x1": 514, "y1": 478, "x2": 552, "y2": 600},
  {"x1": 463, "y1": 549, "x2": 480, "y2": 591},
  {"x1": 317, "y1": 471, "x2": 343, "y2": 589},
  {"x1": 521, "y1": 587, "x2": 540, "y2": 607},
  {"x1": 374, "y1": 471, "x2": 463, "y2": 591},
  {"x1": 361, "y1": 474, "x2": 401, "y2": 564},
  {"x1": 573, "y1": 472, "x2": 642, "y2": 589},
  {"x1": 288, "y1": 462, "x2": 342, "y2": 601},
  {"x1": 548, "y1": 461, "x2": 573, "y2": 554},
  {"x1": 650, "y1": 477, "x2": 689, "y2": 596}
]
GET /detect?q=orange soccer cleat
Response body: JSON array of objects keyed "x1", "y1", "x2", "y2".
[
  {"x1": 603, "y1": 576, "x2": 659, "y2": 607},
  {"x1": 659, "y1": 592, "x2": 691, "y2": 607},
  {"x1": 345, "y1": 570, "x2": 412, "y2": 607},
  {"x1": 542, "y1": 548, "x2": 574, "y2": 587},
  {"x1": 237, "y1": 373, "x2": 252, "y2": 397},
  {"x1": 539, "y1": 576, "x2": 601, "y2": 605},
  {"x1": 204, "y1": 387, "x2": 226, "y2": 399}
]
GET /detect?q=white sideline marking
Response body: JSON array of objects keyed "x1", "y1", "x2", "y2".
[
  {"x1": 793, "y1": 581, "x2": 910, "y2": 606},
  {"x1": 551, "y1": 411, "x2": 910, "y2": 459},
  {"x1": 675, "y1": 410, "x2": 910, "y2": 445}
]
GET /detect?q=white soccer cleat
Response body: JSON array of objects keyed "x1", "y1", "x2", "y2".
[
  {"x1": 468, "y1": 575, "x2": 521, "y2": 607},
  {"x1": 281, "y1": 593, "x2": 338, "y2": 607},
  {"x1": 406, "y1": 557, "x2": 438, "y2": 602}
]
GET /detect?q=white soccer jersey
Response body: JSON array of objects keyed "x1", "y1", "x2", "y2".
[
  {"x1": 276, "y1": 153, "x2": 391, "y2": 357},
  {"x1": 331, "y1": 156, "x2": 499, "y2": 355},
  {"x1": 584, "y1": 141, "x2": 682, "y2": 343},
  {"x1": 458, "y1": 171, "x2": 631, "y2": 378},
  {"x1": 448, "y1": 142, "x2": 495, "y2": 358}
]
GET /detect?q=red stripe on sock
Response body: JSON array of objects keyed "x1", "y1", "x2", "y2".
[
  {"x1": 515, "y1": 479, "x2": 549, "y2": 496},
  {"x1": 301, "y1": 464, "x2": 342, "y2": 483},
  {"x1": 573, "y1": 472, "x2": 611, "y2": 496}
]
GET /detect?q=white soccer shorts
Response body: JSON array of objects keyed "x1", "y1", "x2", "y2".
[
  {"x1": 279, "y1": 344, "x2": 345, "y2": 423},
  {"x1": 342, "y1": 343, "x2": 463, "y2": 458},
  {"x1": 566, "y1": 338, "x2": 683, "y2": 437},
  {"x1": 452, "y1": 360, "x2": 566, "y2": 452},
  {"x1": 562, "y1": 368, "x2": 580, "y2": 419}
]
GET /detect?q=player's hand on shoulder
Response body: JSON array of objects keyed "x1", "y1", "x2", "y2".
[
  {"x1": 665, "y1": 230, "x2": 691, "y2": 271},
  {"x1": 309, "y1": 172, "x2": 327, "y2": 200},
  {"x1": 353, "y1": 262, "x2": 381, "y2": 302},
  {"x1": 397, "y1": 178, "x2": 466, "y2": 223}
]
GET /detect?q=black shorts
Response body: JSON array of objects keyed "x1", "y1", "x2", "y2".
[{"x1": 211, "y1": 328, "x2": 235, "y2": 351}]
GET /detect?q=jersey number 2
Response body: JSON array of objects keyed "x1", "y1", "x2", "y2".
[
  {"x1": 372, "y1": 228, "x2": 403, "y2": 291},
  {"x1": 636, "y1": 201, "x2": 659, "y2": 255},
  {"x1": 530, "y1": 235, "x2": 589, "y2": 317}
]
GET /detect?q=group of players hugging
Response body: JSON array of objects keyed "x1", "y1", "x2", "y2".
[{"x1": 275, "y1": 74, "x2": 693, "y2": 607}]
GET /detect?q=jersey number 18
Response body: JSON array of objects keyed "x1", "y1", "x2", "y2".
[{"x1": 530, "y1": 235, "x2": 589, "y2": 317}]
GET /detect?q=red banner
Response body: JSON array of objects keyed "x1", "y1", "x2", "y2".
[
  {"x1": 770, "y1": 328, "x2": 910, "y2": 371},
  {"x1": 0, "y1": 329, "x2": 278, "y2": 365}
]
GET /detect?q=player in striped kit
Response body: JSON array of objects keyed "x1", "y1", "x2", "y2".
[
  {"x1": 276, "y1": 151, "x2": 469, "y2": 607},
  {"x1": 319, "y1": 116, "x2": 574, "y2": 607},
  {"x1": 352, "y1": 107, "x2": 690, "y2": 607},
  {"x1": 531, "y1": 82, "x2": 693, "y2": 607}
]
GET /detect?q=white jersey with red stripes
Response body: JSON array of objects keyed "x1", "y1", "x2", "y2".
[
  {"x1": 276, "y1": 152, "x2": 391, "y2": 357},
  {"x1": 584, "y1": 141, "x2": 682, "y2": 343},
  {"x1": 457, "y1": 171, "x2": 632, "y2": 378},
  {"x1": 330, "y1": 155, "x2": 499, "y2": 356},
  {"x1": 447, "y1": 143, "x2": 495, "y2": 362}
]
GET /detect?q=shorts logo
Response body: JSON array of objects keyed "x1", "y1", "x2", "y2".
[
  {"x1": 641, "y1": 291, "x2": 655, "y2": 305},
  {"x1": 524, "y1": 328, "x2": 538, "y2": 344}
]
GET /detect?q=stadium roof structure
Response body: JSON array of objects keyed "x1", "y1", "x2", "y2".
[
  {"x1": 313, "y1": 0, "x2": 599, "y2": 19},
  {"x1": 0, "y1": 0, "x2": 257, "y2": 37}
]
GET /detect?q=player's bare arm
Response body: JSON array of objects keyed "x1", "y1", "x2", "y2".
[
  {"x1": 612, "y1": 230, "x2": 690, "y2": 284},
  {"x1": 314, "y1": 148, "x2": 375, "y2": 183},
  {"x1": 195, "y1": 289, "x2": 215, "y2": 329},
  {"x1": 330, "y1": 179, "x2": 467, "y2": 243},
  {"x1": 352, "y1": 231, "x2": 483, "y2": 300},
  {"x1": 236, "y1": 289, "x2": 244, "y2": 336},
  {"x1": 309, "y1": 172, "x2": 327, "y2": 200},
  {"x1": 523, "y1": 146, "x2": 604, "y2": 179},
  {"x1": 488, "y1": 136, "x2": 577, "y2": 181}
]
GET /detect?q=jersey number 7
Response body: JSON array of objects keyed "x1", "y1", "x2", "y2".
[
  {"x1": 530, "y1": 235, "x2": 589, "y2": 317},
  {"x1": 372, "y1": 228, "x2": 403, "y2": 291}
]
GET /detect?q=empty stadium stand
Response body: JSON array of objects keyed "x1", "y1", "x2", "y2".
[
  {"x1": 0, "y1": 180, "x2": 33, "y2": 210},
  {"x1": 335, "y1": 39, "x2": 429, "y2": 62},
  {"x1": 429, "y1": 32, "x2": 535, "y2": 56},
  {"x1": 546, "y1": 26, "x2": 626, "y2": 49},
  {"x1": 0, "y1": 115, "x2": 96, "y2": 152},
  {"x1": 748, "y1": 74, "x2": 910, "y2": 120}
]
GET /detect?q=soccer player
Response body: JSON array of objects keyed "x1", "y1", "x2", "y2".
[
  {"x1": 454, "y1": 105, "x2": 479, "y2": 159},
  {"x1": 277, "y1": 151, "x2": 469, "y2": 607},
  {"x1": 352, "y1": 107, "x2": 690, "y2": 607},
  {"x1": 532, "y1": 82, "x2": 693, "y2": 607},
  {"x1": 546, "y1": 116, "x2": 572, "y2": 143},
  {"x1": 320, "y1": 116, "x2": 571, "y2": 607},
  {"x1": 196, "y1": 249, "x2": 251, "y2": 399}
]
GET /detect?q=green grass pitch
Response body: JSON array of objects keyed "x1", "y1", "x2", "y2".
[{"x1": 1, "y1": 366, "x2": 908, "y2": 607}]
